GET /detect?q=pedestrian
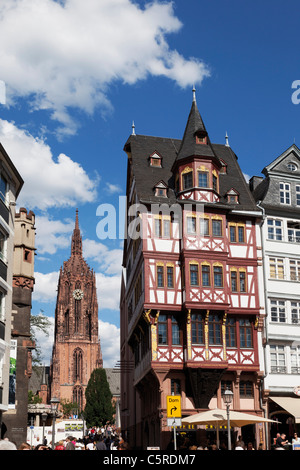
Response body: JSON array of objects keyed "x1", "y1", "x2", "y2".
[
  {"x1": 292, "y1": 432, "x2": 300, "y2": 444},
  {"x1": 275, "y1": 433, "x2": 288, "y2": 449},
  {"x1": 110, "y1": 437, "x2": 120, "y2": 450},
  {"x1": 65, "y1": 436, "x2": 75, "y2": 450},
  {"x1": 234, "y1": 439, "x2": 245, "y2": 450},
  {"x1": 86, "y1": 438, "x2": 95, "y2": 450},
  {"x1": 95, "y1": 436, "x2": 107, "y2": 450},
  {"x1": 55, "y1": 440, "x2": 65, "y2": 450},
  {"x1": 18, "y1": 442, "x2": 31, "y2": 450},
  {"x1": 0, "y1": 439, "x2": 17, "y2": 450},
  {"x1": 75, "y1": 439, "x2": 85, "y2": 450},
  {"x1": 246, "y1": 442, "x2": 255, "y2": 450}
]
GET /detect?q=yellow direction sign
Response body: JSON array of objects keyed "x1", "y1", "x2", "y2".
[{"x1": 166, "y1": 395, "x2": 181, "y2": 418}]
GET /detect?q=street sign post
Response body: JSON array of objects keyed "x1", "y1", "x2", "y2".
[
  {"x1": 166, "y1": 395, "x2": 182, "y2": 450},
  {"x1": 166, "y1": 395, "x2": 181, "y2": 418}
]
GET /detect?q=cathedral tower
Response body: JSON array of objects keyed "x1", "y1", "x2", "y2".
[{"x1": 50, "y1": 210, "x2": 102, "y2": 410}]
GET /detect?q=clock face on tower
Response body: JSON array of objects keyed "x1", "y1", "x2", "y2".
[{"x1": 73, "y1": 289, "x2": 84, "y2": 300}]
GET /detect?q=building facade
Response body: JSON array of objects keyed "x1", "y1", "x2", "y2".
[
  {"x1": 0, "y1": 142, "x2": 23, "y2": 438},
  {"x1": 50, "y1": 210, "x2": 102, "y2": 411},
  {"x1": 250, "y1": 144, "x2": 300, "y2": 439},
  {"x1": 3, "y1": 208, "x2": 36, "y2": 446},
  {"x1": 120, "y1": 92, "x2": 266, "y2": 449}
]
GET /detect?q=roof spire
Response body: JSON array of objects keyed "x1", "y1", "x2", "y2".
[
  {"x1": 75, "y1": 208, "x2": 79, "y2": 229},
  {"x1": 225, "y1": 132, "x2": 230, "y2": 147},
  {"x1": 132, "y1": 121, "x2": 136, "y2": 136},
  {"x1": 71, "y1": 208, "x2": 82, "y2": 256},
  {"x1": 176, "y1": 88, "x2": 216, "y2": 162},
  {"x1": 192, "y1": 85, "x2": 196, "y2": 103}
]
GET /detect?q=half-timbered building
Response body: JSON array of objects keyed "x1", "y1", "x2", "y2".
[{"x1": 120, "y1": 91, "x2": 265, "y2": 449}]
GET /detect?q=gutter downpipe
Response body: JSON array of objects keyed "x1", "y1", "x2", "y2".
[{"x1": 256, "y1": 200, "x2": 270, "y2": 450}]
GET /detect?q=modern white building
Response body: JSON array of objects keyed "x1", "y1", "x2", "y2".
[
  {"x1": 250, "y1": 144, "x2": 300, "y2": 437},
  {"x1": 0, "y1": 142, "x2": 23, "y2": 434}
]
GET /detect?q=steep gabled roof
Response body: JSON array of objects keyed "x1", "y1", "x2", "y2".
[
  {"x1": 262, "y1": 144, "x2": 300, "y2": 176},
  {"x1": 175, "y1": 98, "x2": 220, "y2": 163},
  {"x1": 124, "y1": 135, "x2": 257, "y2": 212}
]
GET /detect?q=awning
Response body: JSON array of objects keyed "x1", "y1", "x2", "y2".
[{"x1": 271, "y1": 397, "x2": 300, "y2": 423}]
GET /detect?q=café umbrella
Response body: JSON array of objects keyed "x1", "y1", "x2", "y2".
[{"x1": 182, "y1": 408, "x2": 278, "y2": 448}]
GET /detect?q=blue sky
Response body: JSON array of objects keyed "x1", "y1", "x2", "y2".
[{"x1": 0, "y1": 0, "x2": 299, "y2": 366}]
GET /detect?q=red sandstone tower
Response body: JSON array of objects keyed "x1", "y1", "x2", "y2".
[{"x1": 50, "y1": 210, "x2": 102, "y2": 410}]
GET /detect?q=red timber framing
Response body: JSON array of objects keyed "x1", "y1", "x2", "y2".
[{"x1": 120, "y1": 92, "x2": 265, "y2": 450}]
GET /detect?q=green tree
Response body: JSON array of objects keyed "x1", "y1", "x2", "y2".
[
  {"x1": 30, "y1": 310, "x2": 52, "y2": 366},
  {"x1": 84, "y1": 368, "x2": 114, "y2": 427},
  {"x1": 28, "y1": 390, "x2": 42, "y2": 404},
  {"x1": 60, "y1": 399, "x2": 79, "y2": 418}
]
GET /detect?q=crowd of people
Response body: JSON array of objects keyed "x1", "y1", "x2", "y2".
[
  {"x1": 0, "y1": 424, "x2": 129, "y2": 450},
  {"x1": 1, "y1": 426, "x2": 299, "y2": 450}
]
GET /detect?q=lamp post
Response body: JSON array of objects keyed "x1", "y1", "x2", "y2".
[
  {"x1": 223, "y1": 388, "x2": 234, "y2": 450},
  {"x1": 41, "y1": 411, "x2": 47, "y2": 445},
  {"x1": 50, "y1": 397, "x2": 60, "y2": 450}
]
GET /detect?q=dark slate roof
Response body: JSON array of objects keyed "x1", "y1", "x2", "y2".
[
  {"x1": 212, "y1": 144, "x2": 258, "y2": 211},
  {"x1": 124, "y1": 135, "x2": 258, "y2": 213},
  {"x1": 124, "y1": 134, "x2": 180, "y2": 205},
  {"x1": 176, "y1": 100, "x2": 219, "y2": 162},
  {"x1": 28, "y1": 366, "x2": 50, "y2": 394},
  {"x1": 105, "y1": 368, "x2": 120, "y2": 397},
  {"x1": 251, "y1": 177, "x2": 270, "y2": 203}
]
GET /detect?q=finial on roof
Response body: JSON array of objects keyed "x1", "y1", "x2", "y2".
[
  {"x1": 192, "y1": 85, "x2": 196, "y2": 103},
  {"x1": 225, "y1": 132, "x2": 230, "y2": 147},
  {"x1": 132, "y1": 121, "x2": 136, "y2": 136}
]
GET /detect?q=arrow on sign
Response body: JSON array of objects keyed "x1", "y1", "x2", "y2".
[{"x1": 170, "y1": 406, "x2": 177, "y2": 415}]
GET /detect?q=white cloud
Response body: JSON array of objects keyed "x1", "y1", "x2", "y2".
[
  {"x1": 96, "y1": 272, "x2": 121, "y2": 311},
  {"x1": 99, "y1": 320, "x2": 120, "y2": 368},
  {"x1": 105, "y1": 183, "x2": 122, "y2": 195},
  {"x1": 35, "y1": 215, "x2": 74, "y2": 255},
  {"x1": 0, "y1": 0, "x2": 210, "y2": 135},
  {"x1": 0, "y1": 119, "x2": 98, "y2": 210},
  {"x1": 83, "y1": 239, "x2": 123, "y2": 276},
  {"x1": 33, "y1": 271, "x2": 59, "y2": 303}
]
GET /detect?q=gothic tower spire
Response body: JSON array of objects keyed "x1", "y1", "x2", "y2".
[
  {"x1": 50, "y1": 210, "x2": 102, "y2": 410},
  {"x1": 71, "y1": 209, "x2": 82, "y2": 256}
]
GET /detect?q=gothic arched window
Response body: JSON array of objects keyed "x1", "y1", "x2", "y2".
[
  {"x1": 73, "y1": 385, "x2": 83, "y2": 411},
  {"x1": 64, "y1": 309, "x2": 69, "y2": 335},
  {"x1": 73, "y1": 348, "x2": 83, "y2": 383}
]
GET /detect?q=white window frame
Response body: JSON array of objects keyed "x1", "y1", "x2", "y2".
[
  {"x1": 279, "y1": 182, "x2": 291, "y2": 205},
  {"x1": 270, "y1": 299, "x2": 286, "y2": 323},
  {"x1": 270, "y1": 344, "x2": 286, "y2": 374},
  {"x1": 290, "y1": 259, "x2": 300, "y2": 282},
  {"x1": 296, "y1": 185, "x2": 300, "y2": 206},
  {"x1": 269, "y1": 257, "x2": 284, "y2": 280},
  {"x1": 267, "y1": 218, "x2": 283, "y2": 241}
]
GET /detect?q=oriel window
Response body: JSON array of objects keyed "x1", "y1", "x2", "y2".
[{"x1": 182, "y1": 171, "x2": 193, "y2": 190}]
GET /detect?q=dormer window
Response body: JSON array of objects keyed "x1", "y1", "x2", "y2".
[
  {"x1": 150, "y1": 151, "x2": 162, "y2": 167},
  {"x1": 195, "y1": 132, "x2": 207, "y2": 145},
  {"x1": 226, "y1": 188, "x2": 239, "y2": 204},
  {"x1": 219, "y1": 159, "x2": 227, "y2": 174},
  {"x1": 154, "y1": 181, "x2": 168, "y2": 197}
]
